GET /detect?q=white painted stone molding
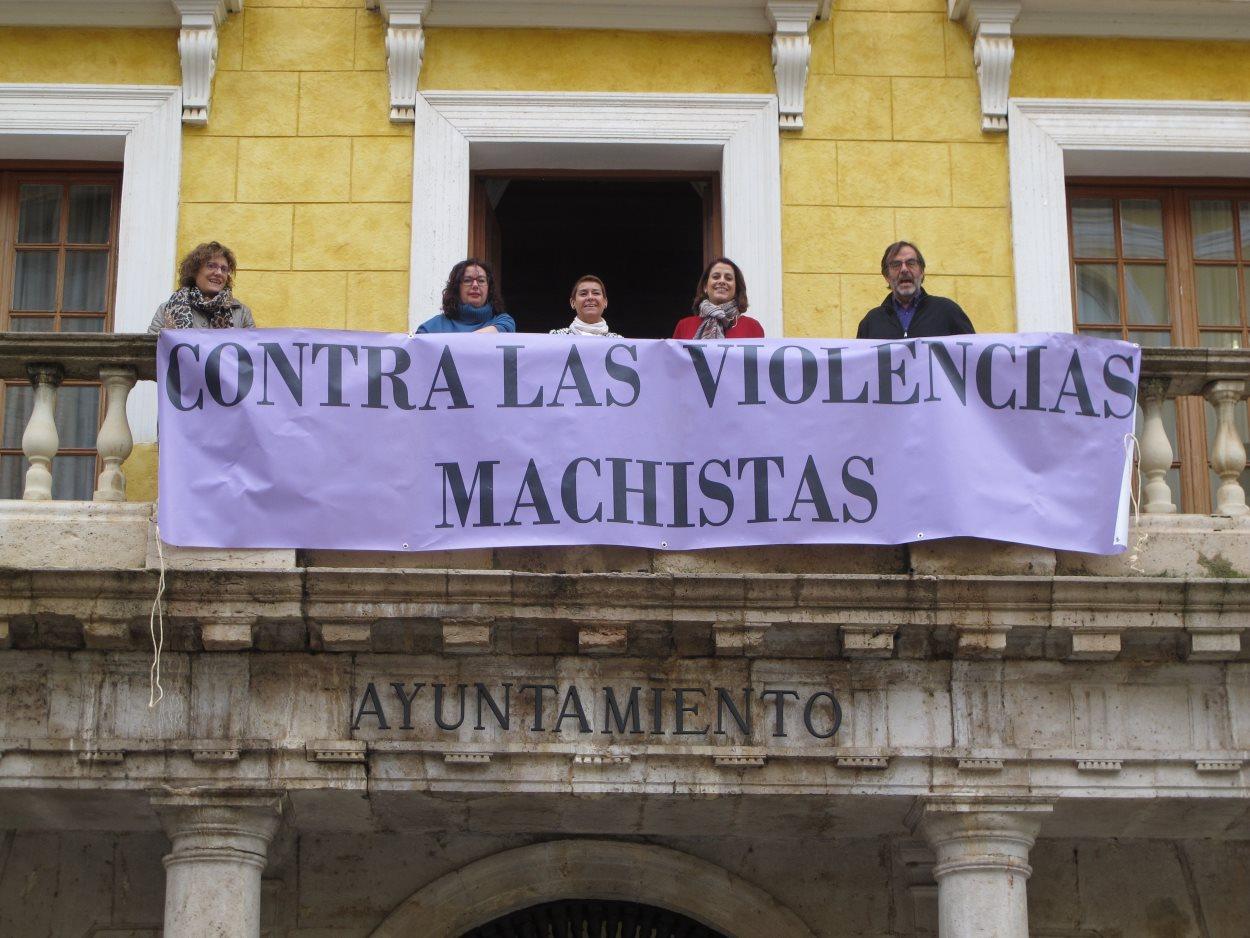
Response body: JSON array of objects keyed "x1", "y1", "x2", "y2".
[
  {"x1": 1007, "y1": 98, "x2": 1250, "y2": 332},
  {"x1": 152, "y1": 791, "x2": 283, "y2": 938},
  {"x1": 171, "y1": 0, "x2": 240, "y2": 125},
  {"x1": 372, "y1": 0, "x2": 430, "y2": 122},
  {"x1": 949, "y1": 0, "x2": 1020, "y2": 132},
  {"x1": 767, "y1": 1, "x2": 820, "y2": 130},
  {"x1": 909, "y1": 797, "x2": 1052, "y2": 938},
  {"x1": 410, "y1": 92, "x2": 784, "y2": 335}
]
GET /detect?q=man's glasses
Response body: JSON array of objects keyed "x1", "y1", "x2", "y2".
[{"x1": 887, "y1": 259, "x2": 921, "y2": 272}]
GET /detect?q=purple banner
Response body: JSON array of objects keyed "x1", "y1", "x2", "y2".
[{"x1": 157, "y1": 330, "x2": 1139, "y2": 554}]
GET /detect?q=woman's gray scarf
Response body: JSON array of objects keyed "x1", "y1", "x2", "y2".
[
  {"x1": 695, "y1": 298, "x2": 739, "y2": 339},
  {"x1": 161, "y1": 285, "x2": 238, "y2": 329}
]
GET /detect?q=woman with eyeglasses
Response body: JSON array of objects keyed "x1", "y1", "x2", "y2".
[
  {"x1": 672, "y1": 256, "x2": 764, "y2": 340},
  {"x1": 417, "y1": 258, "x2": 516, "y2": 334},
  {"x1": 148, "y1": 241, "x2": 255, "y2": 332}
]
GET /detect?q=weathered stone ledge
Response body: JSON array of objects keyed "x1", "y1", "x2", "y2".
[
  {"x1": 1, "y1": 566, "x2": 1248, "y2": 659},
  {"x1": 1, "y1": 743, "x2": 1245, "y2": 804}
]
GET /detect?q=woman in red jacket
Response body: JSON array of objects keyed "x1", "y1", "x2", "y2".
[{"x1": 672, "y1": 256, "x2": 765, "y2": 339}]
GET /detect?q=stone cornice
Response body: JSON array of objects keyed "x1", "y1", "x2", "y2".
[
  {"x1": 0, "y1": 0, "x2": 232, "y2": 27},
  {"x1": 3, "y1": 565, "x2": 1250, "y2": 660}
]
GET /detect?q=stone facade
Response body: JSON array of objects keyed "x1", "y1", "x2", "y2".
[{"x1": 4, "y1": 1, "x2": 1250, "y2": 935}]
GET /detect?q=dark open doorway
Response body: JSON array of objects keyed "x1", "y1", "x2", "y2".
[
  {"x1": 461, "y1": 898, "x2": 727, "y2": 937},
  {"x1": 470, "y1": 173, "x2": 719, "y2": 339}
]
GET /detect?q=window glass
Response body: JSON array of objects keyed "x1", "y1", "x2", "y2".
[
  {"x1": 1075, "y1": 264, "x2": 1119, "y2": 324},
  {"x1": 17, "y1": 184, "x2": 60, "y2": 243},
  {"x1": 1195, "y1": 266, "x2": 1240, "y2": 326},
  {"x1": 67, "y1": 185, "x2": 112, "y2": 244},
  {"x1": 1127, "y1": 329, "x2": 1172, "y2": 348},
  {"x1": 1071, "y1": 198, "x2": 1116, "y2": 257},
  {"x1": 63, "y1": 251, "x2": 108, "y2": 312},
  {"x1": 12, "y1": 251, "x2": 57, "y2": 310},
  {"x1": 1192, "y1": 199, "x2": 1236, "y2": 259},
  {"x1": 1122, "y1": 199, "x2": 1165, "y2": 258},
  {"x1": 1124, "y1": 265, "x2": 1168, "y2": 324},
  {"x1": 7, "y1": 315, "x2": 55, "y2": 332}
]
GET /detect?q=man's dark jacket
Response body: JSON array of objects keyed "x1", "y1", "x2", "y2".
[{"x1": 856, "y1": 289, "x2": 975, "y2": 339}]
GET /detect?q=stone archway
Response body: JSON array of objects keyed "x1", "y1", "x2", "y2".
[{"x1": 369, "y1": 839, "x2": 816, "y2": 938}]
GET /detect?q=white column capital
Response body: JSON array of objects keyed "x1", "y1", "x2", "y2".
[
  {"x1": 171, "y1": 0, "x2": 241, "y2": 125},
  {"x1": 907, "y1": 797, "x2": 1051, "y2": 938},
  {"x1": 153, "y1": 790, "x2": 283, "y2": 938},
  {"x1": 948, "y1": 0, "x2": 1020, "y2": 132},
  {"x1": 767, "y1": 1, "x2": 821, "y2": 130}
]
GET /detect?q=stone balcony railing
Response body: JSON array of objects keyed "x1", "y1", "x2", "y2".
[
  {"x1": 4, "y1": 334, "x2": 1250, "y2": 513},
  {"x1": 0, "y1": 332, "x2": 155, "y2": 502}
]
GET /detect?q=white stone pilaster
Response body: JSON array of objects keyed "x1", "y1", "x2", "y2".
[
  {"x1": 767, "y1": 1, "x2": 820, "y2": 130},
  {"x1": 948, "y1": 0, "x2": 1020, "y2": 133},
  {"x1": 153, "y1": 791, "x2": 283, "y2": 938},
  {"x1": 909, "y1": 797, "x2": 1051, "y2": 938},
  {"x1": 172, "y1": 1, "x2": 239, "y2": 126},
  {"x1": 377, "y1": 0, "x2": 431, "y2": 122}
]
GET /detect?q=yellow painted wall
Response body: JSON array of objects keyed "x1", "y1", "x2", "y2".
[
  {"x1": 784, "y1": 0, "x2": 1015, "y2": 339},
  {"x1": 179, "y1": 3, "x2": 412, "y2": 337},
  {"x1": 421, "y1": 28, "x2": 774, "y2": 93},
  {"x1": 0, "y1": 28, "x2": 178, "y2": 84},
  {"x1": 1013, "y1": 37, "x2": 1250, "y2": 101}
]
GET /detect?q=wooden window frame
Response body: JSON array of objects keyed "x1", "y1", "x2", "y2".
[
  {"x1": 0, "y1": 163, "x2": 122, "y2": 499},
  {"x1": 1068, "y1": 178, "x2": 1250, "y2": 514}
]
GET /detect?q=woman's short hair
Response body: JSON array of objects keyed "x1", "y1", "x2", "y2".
[
  {"x1": 569, "y1": 274, "x2": 607, "y2": 300},
  {"x1": 441, "y1": 258, "x2": 506, "y2": 317},
  {"x1": 880, "y1": 241, "x2": 926, "y2": 277},
  {"x1": 691, "y1": 256, "x2": 749, "y2": 313},
  {"x1": 179, "y1": 241, "x2": 237, "y2": 289}
]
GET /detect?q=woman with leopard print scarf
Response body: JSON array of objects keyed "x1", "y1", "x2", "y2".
[{"x1": 148, "y1": 241, "x2": 255, "y2": 333}]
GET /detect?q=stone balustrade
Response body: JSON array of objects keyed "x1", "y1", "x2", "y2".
[
  {"x1": 0, "y1": 332, "x2": 156, "y2": 501},
  {"x1": 3, "y1": 335, "x2": 1250, "y2": 517},
  {"x1": 1138, "y1": 347, "x2": 1250, "y2": 515}
]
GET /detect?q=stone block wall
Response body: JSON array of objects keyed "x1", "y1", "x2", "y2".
[{"x1": 3, "y1": 828, "x2": 1248, "y2": 937}]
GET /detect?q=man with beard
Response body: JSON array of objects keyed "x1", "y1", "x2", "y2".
[{"x1": 856, "y1": 241, "x2": 975, "y2": 339}]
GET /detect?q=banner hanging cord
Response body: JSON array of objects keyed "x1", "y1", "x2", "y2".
[
  {"x1": 1124, "y1": 432, "x2": 1148, "y2": 574},
  {"x1": 148, "y1": 521, "x2": 166, "y2": 708}
]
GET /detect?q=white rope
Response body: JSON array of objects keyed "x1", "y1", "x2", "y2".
[
  {"x1": 1124, "y1": 433, "x2": 1149, "y2": 574},
  {"x1": 148, "y1": 521, "x2": 166, "y2": 708}
]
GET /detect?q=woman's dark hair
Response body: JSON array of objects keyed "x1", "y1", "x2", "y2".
[
  {"x1": 179, "y1": 241, "x2": 237, "y2": 289},
  {"x1": 690, "y1": 256, "x2": 749, "y2": 313},
  {"x1": 441, "y1": 258, "x2": 505, "y2": 317},
  {"x1": 569, "y1": 274, "x2": 607, "y2": 300}
]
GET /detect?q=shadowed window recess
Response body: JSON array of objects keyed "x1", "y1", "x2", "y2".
[
  {"x1": 471, "y1": 175, "x2": 720, "y2": 339},
  {"x1": 461, "y1": 899, "x2": 727, "y2": 938}
]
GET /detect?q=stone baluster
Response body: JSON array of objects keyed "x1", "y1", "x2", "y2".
[
  {"x1": 911, "y1": 797, "x2": 1052, "y2": 938},
  {"x1": 93, "y1": 365, "x2": 137, "y2": 501},
  {"x1": 1138, "y1": 377, "x2": 1175, "y2": 514},
  {"x1": 1204, "y1": 379, "x2": 1249, "y2": 517},
  {"x1": 21, "y1": 364, "x2": 63, "y2": 501},
  {"x1": 153, "y1": 792, "x2": 283, "y2": 938}
]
